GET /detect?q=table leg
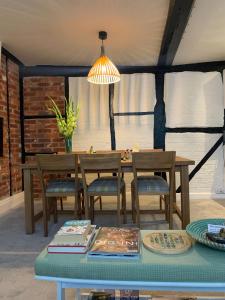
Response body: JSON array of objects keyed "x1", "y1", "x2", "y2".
[
  {"x1": 180, "y1": 165, "x2": 190, "y2": 229},
  {"x1": 24, "y1": 169, "x2": 34, "y2": 234},
  {"x1": 57, "y1": 282, "x2": 65, "y2": 300}
]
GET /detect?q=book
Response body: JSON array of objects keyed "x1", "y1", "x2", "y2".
[
  {"x1": 63, "y1": 220, "x2": 91, "y2": 227},
  {"x1": 48, "y1": 225, "x2": 96, "y2": 254},
  {"x1": 88, "y1": 227, "x2": 140, "y2": 259},
  {"x1": 56, "y1": 220, "x2": 92, "y2": 244},
  {"x1": 120, "y1": 290, "x2": 139, "y2": 300}
]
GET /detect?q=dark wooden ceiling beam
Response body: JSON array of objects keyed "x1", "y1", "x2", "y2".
[{"x1": 158, "y1": 0, "x2": 195, "y2": 66}]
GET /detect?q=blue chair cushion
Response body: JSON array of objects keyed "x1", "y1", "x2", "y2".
[
  {"x1": 88, "y1": 176, "x2": 125, "y2": 193},
  {"x1": 46, "y1": 178, "x2": 82, "y2": 194},
  {"x1": 132, "y1": 175, "x2": 169, "y2": 193}
]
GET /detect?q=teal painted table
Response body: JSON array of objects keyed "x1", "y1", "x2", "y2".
[{"x1": 35, "y1": 231, "x2": 225, "y2": 300}]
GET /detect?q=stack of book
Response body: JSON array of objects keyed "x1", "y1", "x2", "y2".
[
  {"x1": 48, "y1": 220, "x2": 96, "y2": 254},
  {"x1": 88, "y1": 227, "x2": 140, "y2": 259}
]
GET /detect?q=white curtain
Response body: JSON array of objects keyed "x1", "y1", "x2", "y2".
[
  {"x1": 164, "y1": 71, "x2": 223, "y2": 127},
  {"x1": 113, "y1": 73, "x2": 156, "y2": 149},
  {"x1": 69, "y1": 77, "x2": 110, "y2": 151}
]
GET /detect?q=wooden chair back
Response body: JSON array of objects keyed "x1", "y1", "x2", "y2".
[
  {"x1": 79, "y1": 153, "x2": 122, "y2": 172},
  {"x1": 132, "y1": 151, "x2": 176, "y2": 199},
  {"x1": 132, "y1": 151, "x2": 176, "y2": 172},
  {"x1": 79, "y1": 153, "x2": 122, "y2": 194},
  {"x1": 36, "y1": 154, "x2": 79, "y2": 194},
  {"x1": 36, "y1": 153, "x2": 78, "y2": 171}
]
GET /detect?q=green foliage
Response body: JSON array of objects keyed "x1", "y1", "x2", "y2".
[{"x1": 48, "y1": 97, "x2": 79, "y2": 138}]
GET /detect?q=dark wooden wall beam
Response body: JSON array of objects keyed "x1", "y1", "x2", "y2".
[
  {"x1": 154, "y1": 73, "x2": 165, "y2": 150},
  {"x1": 166, "y1": 127, "x2": 223, "y2": 134},
  {"x1": 22, "y1": 60, "x2": 225, "y2": 77},
  {"x1": 109, "y1": 84, "x2": 116, "y2": 150},
  {"x1": 2, "y1": 47, "x2": 24, "y2": 66},
  {"x1": 158, "y1": 0, "x2": 195, "y2": 66},
  {"x1": 22, "y1": 65, "x2": 91, "y2": 77}
]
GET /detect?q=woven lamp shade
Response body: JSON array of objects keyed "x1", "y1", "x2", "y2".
[{"x1": 87, "y1": 55, "x2": 120, "y2": 85}]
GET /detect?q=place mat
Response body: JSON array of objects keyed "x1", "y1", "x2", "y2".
[
  {"x1": 143, "y1": 231, "x2": 192, "y2": 254},
  {"x1": 186, "y1": 218, "x2": 225, "y2": 252}
]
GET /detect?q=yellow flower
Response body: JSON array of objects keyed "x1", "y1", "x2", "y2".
[{"x1": 48, "y1": 97, "x2": 79, "y2": 138}]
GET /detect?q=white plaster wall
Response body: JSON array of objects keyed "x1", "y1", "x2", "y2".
[
  {"x1": 69, "y1": 77, "x2": 111, "y2": 151},
  {"x1": 114, "y1": 74, "x2": 155, "y2": 149},
  {"x1": 165, "y1": 71, "x2": 224, "y2": 198}
]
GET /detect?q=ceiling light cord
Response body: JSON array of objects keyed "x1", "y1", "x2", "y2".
[{"x1": 100, "y1": 44, "x2": 105, "y2": 56}]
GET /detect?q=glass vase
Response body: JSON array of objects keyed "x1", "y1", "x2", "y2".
[{"x1": 65, "y1": 137, "x2": 72, "y2": 153}]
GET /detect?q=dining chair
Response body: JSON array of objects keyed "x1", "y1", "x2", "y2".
[
  {"x1": 131, "y1": 151, "x2": 176, "y2": 229},
  {"x1": 79, "y1": 153, "x2": 126, "y2": 226},
  {"x1": 36, "y1": 153, "x2": 83, "y2": 236}
]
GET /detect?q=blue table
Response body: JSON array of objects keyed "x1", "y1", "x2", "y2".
[{"x1": 35, "y1": 231, "x2": 225, "y2": 300}]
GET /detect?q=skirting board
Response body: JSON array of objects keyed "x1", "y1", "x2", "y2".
[{"x1": 0, "y1": 191, "x2": 24, "y2": 214}]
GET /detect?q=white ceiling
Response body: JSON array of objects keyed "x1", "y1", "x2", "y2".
[
  {"x1": 174, "y1": 0, "x2": 225, "y2": 65},
  {"x1": 0, "y1": 0, "x2": 169, "y2": 66}
]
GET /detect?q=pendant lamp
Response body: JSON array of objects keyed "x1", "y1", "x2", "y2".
[{"x1": 87, "y1": 31, "x2": 120, "y2": 85}]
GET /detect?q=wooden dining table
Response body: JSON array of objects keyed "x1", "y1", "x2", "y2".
[{"x1": 21, "y1": 155, "x2": 194, "y2": 234}]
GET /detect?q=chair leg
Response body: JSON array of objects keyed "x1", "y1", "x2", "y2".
[
  {"x1": 77, "y1": 192, "x2": 82, "y2": 219},
  {"x1": 74, "y1": 192, "x2": 82, "y2": 219},
  {"x1": 99, "y1": 197, "x2": 102, "y2": 210},
  {"x1": 97, "y1": 173, "x2": 103, "y2": 210},
  {"x1": 122, "y1": 187, "x2": 127, "y2": 224},
  {"x1": 117, "y1": 193, "x2": 121, "y2": 226},
  {"x1": 81, "y1": 190, "x2": 85, "y2": 214},
  {"x1": 60, "y1": 197, "x2": 63, "y2": 211},
  {"x1": 74, "y1": 192, "x2": 80, "y2": 219},
  {"x1": 42, "y1": 196, "x2": 48, "y2": 237},
  {"x1": 90, "y1": 196, "x2": 95, "y2": 223},
  {"x1": 131, "y1": 184, "x2": 136, "y2": 223},
  {"x1": 168, "y1": 194, "x2": 173, "y2": 229},
  {"x1": 135, "y1": 191, "x2": 140, "y2": 228},
  {"x1": 159, "y1": 195, "x2": 163, "y2": 210},
  {"x1": 53, "y1": 198, "x2": 58, "y2": 224},
  {"x1": 47, "y1": 198, "x2": 50, "y2": 221},
  {"x1": 83, "y1": 191, "x2": 90, "y2": 219},
  {"x1": 164, "y1": 195, "x2": 169, "y2": 222}
]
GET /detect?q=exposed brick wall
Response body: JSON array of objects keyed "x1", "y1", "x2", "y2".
[
  {"x1": 8, "y1": 60, "x2": 22, "y2": 194},
  {"x1": 24, "y1": 77, "x2": 65, "y2": 116},
  {"x1": 0, "y1": 54, "x2": 22, "y2": 199},
  {"x1": 24, "y1": 119, "x2": 65, "y2": 153},
  {"x1": 23, "y1": 77, "x2": 65, "y2": 200},
  {"x1": 0, "y1": 55, "x2": 10, "y2": 198}
]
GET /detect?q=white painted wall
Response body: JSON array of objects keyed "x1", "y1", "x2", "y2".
[
  {"x1": 166, "y1": 133, "x2": 224, "y2": 198},
  {"x1": 165, "y1": 72, "x2": 224, "y2": 198}
]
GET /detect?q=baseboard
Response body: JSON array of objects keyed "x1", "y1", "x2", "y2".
[
  {"x1": 0, "y1": 191, "x2": 24, "y2": 213},
  {"x1": 189, "y1": 193, "x2": 225, "y2": 200}
]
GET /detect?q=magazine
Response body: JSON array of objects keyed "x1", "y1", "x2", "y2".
[
  {"x1": 88, "y1": 227, "x2": 140, "y2": 258},
  {"x1": 48, "y1": 225, "x2": 96, "y2": 254}
]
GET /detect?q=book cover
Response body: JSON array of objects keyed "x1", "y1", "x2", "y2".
[
  {"x1": 56, "y1": 220, "x2": 92, "y2": 244},
  {"x1": 120, "y1": 290, "x2": 139, "y2": 300},
  {"x1": 64, "y1": 220, "x2": 91, "y2": 227},
  {"x1": 88, "y1": 227, "x2": 140, "y2": 258},
  {"x1": 58, "y1": 220, "x2": 91, "y2": 236},
  {"x1": 48, "y1": 225, "x2": 96, "y2": 253}
]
